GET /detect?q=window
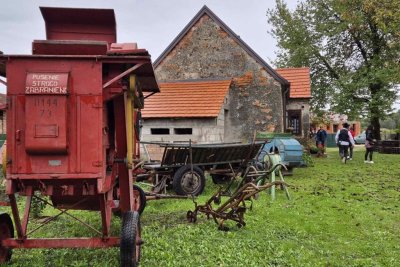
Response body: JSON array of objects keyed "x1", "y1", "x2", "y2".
[
  {"x1": 151, "y1": 128, "x2": 170, "y2": 135},
  {"x1": 174, "y1": 128, "x2": 192, "y2": 135},
  {"x1": 287, "y1": 110, "x2": 302, "y2": 135}
]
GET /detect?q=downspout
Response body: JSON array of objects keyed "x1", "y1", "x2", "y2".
[{"x1": 282, "y1": 84, "x2": 289, "y2": 133}]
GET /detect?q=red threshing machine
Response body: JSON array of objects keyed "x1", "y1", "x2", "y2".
[{"x1": 0, "y1": 7, "x2": 159, "y2": 266}]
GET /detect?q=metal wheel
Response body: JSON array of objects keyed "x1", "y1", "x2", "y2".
[
  {"x1": 0, "y1": 213, "x2": 14, "y2": 263},
  {"x1": 173, "y1": 165, "x2": 205, "y2": 196},
  {"x1": 263, "y1": 153, "x2": 273, "y2": 171},
  {"x1": 113, "y1": 185, "x2": 146, "y2": 217},
  {"x1": 186, "y1": 210, "x2": 197, "y2": 223},
  {"x1": 120, "y1": 211, "x2": 141, "y2": 267}
]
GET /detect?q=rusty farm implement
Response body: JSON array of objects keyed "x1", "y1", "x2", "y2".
[{"x1": 0, "y1": 7, "x2": 158, "y2": 266}]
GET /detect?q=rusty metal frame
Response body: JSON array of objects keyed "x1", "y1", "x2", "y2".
[
  {"x1": 102, "y1": 63, "x2": 144, "y2": 89},
  {"x1": 187, "y1": 163, "x2": 288, "y2": 229},
  {"x1": 188, "y1": 180, "x2": 285, "y2": 230},
  {"x1": 3, "y1": 238, "x2": 119, "y2": 249},
  {"x1": 27, "y1": 195, "x2": 102, "y2": 236},
  {"x1": 4, "y1": 192, "x2": 117, "y2": 249}
]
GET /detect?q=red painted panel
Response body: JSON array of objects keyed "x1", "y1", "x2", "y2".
[
  {"x1": 6, "y1": 58, "x2": 102, "y2": 176},
  {"x1": 78, "y1": 95, "x2": 102, "y2": 173},
  {"x1": 25, "y1": 95, "x2": 68, "y2": 154},
  {"x1": 33, "y1": 40, "x2": 108, "y2": 55},
  {"x1": 40, "y1": 7, "x2": 116, "y2": 44}
]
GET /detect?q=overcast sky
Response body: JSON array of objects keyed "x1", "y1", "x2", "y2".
[{"x1": 0, "y1": 0, "x2": 299, "y2": 93}]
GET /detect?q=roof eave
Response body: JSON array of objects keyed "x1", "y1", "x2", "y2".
[{"x1": 143, "y1": 116, "x2": 219, "y2": 119}]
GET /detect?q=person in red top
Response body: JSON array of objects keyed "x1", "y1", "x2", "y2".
[{"x1": 349, "y1": 126, "x2": 356, "y2": 160}]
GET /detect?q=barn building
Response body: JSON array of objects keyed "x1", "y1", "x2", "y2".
[{"x1": 141, "y1": 6, "x2": 311, "y2": 145}]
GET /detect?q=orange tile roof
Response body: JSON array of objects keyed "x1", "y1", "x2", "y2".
[
  {"x1": 276, "y1": 67, "x2": 311, "y2": 98},
  {"x1": 142, "y1": 80, "x2": 231, "y2": 118}
]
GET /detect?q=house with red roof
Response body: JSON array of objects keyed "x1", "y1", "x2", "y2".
[
  {"x1": 141, "y1": 6, "x2": 311, "y2": 144},
  {"x1": 276, "y1": 67, "x2": 311, "y2": 136},
  {"x1": 142, "y1": 79, "x2": 231, "y2": 143}
]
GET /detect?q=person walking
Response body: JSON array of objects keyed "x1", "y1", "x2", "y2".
[
  {"x1": 348, "y1": 126, "x2": 356, "y2": 160},
  {"x1": 315, "y1": 125, "x2": 327, "y2": 157},
  {"x1": 364, "y1": 125, "x2": 375, "y2": 163},
  {"x1": 335, "y1": 122, "x2": 355, "y2": 163}
]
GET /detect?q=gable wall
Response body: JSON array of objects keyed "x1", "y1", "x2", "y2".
[
  {"x1": 155, "y1": 15, "x2": 284, "y2": 142},
  {"x1": 142, "y1": 110, "x2": 225, "y2": 144},
  {"x1": 141, "y1": 113, "x2": 225, "y2": 160}
]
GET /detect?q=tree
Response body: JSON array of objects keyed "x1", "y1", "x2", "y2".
[
  {"x1": 381, "y1": 109, "x2": 400, "y2": 129},
  {"x1": 267, "y1": 0, "x2": 400, "y2": 139}
]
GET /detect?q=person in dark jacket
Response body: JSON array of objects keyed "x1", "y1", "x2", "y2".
[
  {"x1": 364, "y1": 125, "x2": 375, "y2": 163},
  {"x1": 315, "y1": 125, "x2": 327, "y2": 157},
  {"x1": 335, "y1": 122, "x2": 355, "y2": 163}
]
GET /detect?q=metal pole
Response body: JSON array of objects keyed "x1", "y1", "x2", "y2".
[{"x1": 189, "y1": 139, "x2": 194, "y2": 188}]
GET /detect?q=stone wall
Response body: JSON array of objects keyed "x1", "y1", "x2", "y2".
[{"x1": 155, "y1": 14, "x2": 284, "y2": 142}]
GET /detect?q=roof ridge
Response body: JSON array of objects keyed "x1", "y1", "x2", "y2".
[{"x1": 153, "y1": 5, "x2": 289, "y2": 86}]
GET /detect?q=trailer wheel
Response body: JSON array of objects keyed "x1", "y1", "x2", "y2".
[
  {"x1": 120, "y1": 211, "x2": 141, "y2": 267},
  {"x1": 0, "y1": 213, "x2": 14, "y2": 263},
  {"x1": 133, "y1": 185, "x2": 146, "y2": 215},
  {"x1": 173, "y1": 165, "x2": 205, "y2": 196},
  {"x1": 113, "y1": 185, "x2": 146, "y2": 217}
]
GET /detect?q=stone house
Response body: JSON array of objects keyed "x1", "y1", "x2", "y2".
[
  {"x1": 142, "y1": 79, "x2": 231, "y2": 144},
  {"x1": 143, "y1": 6, "x2": 311, "y2": 144}
]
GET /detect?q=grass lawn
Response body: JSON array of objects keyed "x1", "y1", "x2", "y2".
[{"x1": 1, "y1": 146, "x2": 399, "y2": 266}]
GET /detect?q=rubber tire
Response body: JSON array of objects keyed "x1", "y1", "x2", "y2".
[
  {"x1": 133, "y1": 185, "x2": 146, "y2": 215},
  {"x1": 0, "y1": 213, "x2": 14, "y2": 263},
  {"x1": 172, "y1": 165, "x2": 205, "y2": 196},
  {"x1": 120, "y1": 211, "x2": 141, "y2": 267}
]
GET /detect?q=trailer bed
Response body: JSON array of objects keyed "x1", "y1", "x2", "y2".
[
  {"x1": 159, "y1": 142, "x2": 264, "y2": 167},
  {"x1": 140, "y1": 141, "x2": 265, "y2": 196}
]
